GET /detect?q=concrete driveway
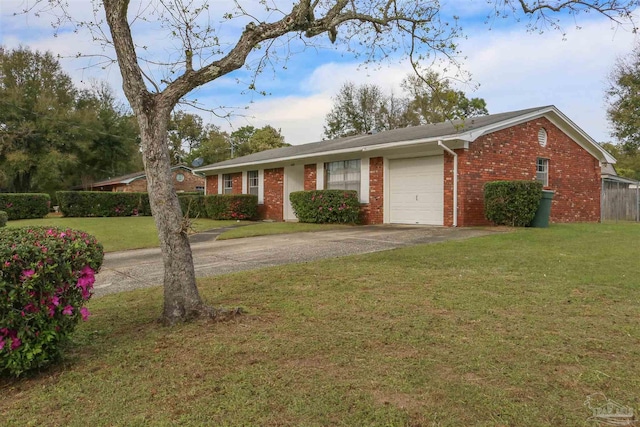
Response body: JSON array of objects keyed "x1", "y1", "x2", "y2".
[{"x1": 93, "y1": 225, "x2": 497, "y2": 297}]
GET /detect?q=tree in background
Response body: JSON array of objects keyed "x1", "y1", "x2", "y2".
[
  {"x1": 74, "y1": 83, "x2": 142, "y2": 185},
  {"x1": 324, "y1": 82, "x2": 401, "y2": 139},
  {"x1": 602, "y1": 142, "x2": 640, "y2": 181},
  {"x1": 236, "y1": 125, "x2": 289, "y2": 157},
  {"x1": 185, "y1": 127, "x2": 233, "y2": 166},
  {"x1": 324, "y1": 72, "x2": 488, "y2": 139},
  {"x1": 607, "y1": 43, "x2": 640, "y2": 157},
  {"x1": 23, "y1": 0, "x2": 638, "y2": 325},
  {"x1": 402, "y1": 72, "x2": 488, "y2": 126},
  {"x1": 0, "y1": 47, "x2": 140, "y2": 195},
  {"x1": 168, "y1": 111, "x2": 207, "y2": 165}
]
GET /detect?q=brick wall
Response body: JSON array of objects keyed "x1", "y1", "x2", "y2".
[
  {"x1": 456, "y1": 117, "x2": 601, "y2": 226},
  {"x1": 175, "y1": 171, "x2": 204, "y2": 192},
  {"x1": 119, "y1": 170, "x2": 204, "y2": 193},
  {"x1": 443, "y1": 152, "x2": 456, "y2": 227},
  {"x1": 206, "y1": 175, "x2": 218, "y2": 195},
  {"x1": 121, "y1": 180, "x2": 146, "y2": 193},
  {"x1": 261, "y1": 168, "x2": 284, "y2": 221},
  {"x1": 230, "y1": 172, "x2": 242, "y2": 194},
  {"x1": 304, "y1": 164, "x2": 317, "y2": 191},
  {"x1": 360, "y1": 157, "x2": 384, "y2": 224}
]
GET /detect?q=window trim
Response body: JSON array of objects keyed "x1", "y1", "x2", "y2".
[
  {"x1": 223, "y1": 173, "x2": 233, "y2": 194},
  {"x1": 536, "y1": 158, "x2": 549, "y2": 187},
  {"x1": 247, "y1": 170, "x2": 259, "y2": 196}
]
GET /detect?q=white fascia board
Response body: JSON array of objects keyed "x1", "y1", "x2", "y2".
[
  {"x1": 194, "y1": 138, "x2": 466, "y2": 174},
  {"x1": 360, "y1": 135, "x2": 469, "y2": 151},
  {"x1": 194, "y1": 146, "x2": 373, "y2": 174}
]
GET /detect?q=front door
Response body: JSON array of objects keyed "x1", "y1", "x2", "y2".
[{"x1": 284, "y1": 164, "x2": 305, "y2": 221}]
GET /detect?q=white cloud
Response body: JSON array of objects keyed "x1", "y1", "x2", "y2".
[
  {"x1": 462, "y1": 17, "x2": 638, "y2": 142},
  {"x1": 221, "y1": 15, "x2": 639, "y2": 145},
  {"x1": 2, "y1": 1, "x2": 638, "y2": 146}
]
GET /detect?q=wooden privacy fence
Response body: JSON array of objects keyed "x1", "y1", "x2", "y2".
[{"x1": 601, "y1": 180, "x2": 639, "y2": 222}]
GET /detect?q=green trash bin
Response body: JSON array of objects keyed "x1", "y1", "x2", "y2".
[{"x1": 530, "y1": 190, "x2": 554, "y2": 228}]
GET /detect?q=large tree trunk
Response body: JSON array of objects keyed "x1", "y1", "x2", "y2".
[{"x1": 137, "y1": 106, "x2": 206, "y2": 325}]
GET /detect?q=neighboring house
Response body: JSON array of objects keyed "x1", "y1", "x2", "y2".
[
  {"x1": 83, "y1": 165, "x2": 205, "y2": 193},
  {"x1": 194, "y1": 106, "x2": 616, "y2": 226}
]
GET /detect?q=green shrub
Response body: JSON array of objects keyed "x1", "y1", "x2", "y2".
[
  {"x1": 290, "y1": 190, "x2": 361, "y2": 224},
  {"x1": 203, "y1": 195, "x2": 258, "y2": 220},
  {"x1": 483, "y1": 181, "x2": 543, "y2": 227},
  {"x1": 0, "y1": 226, "x2": 104, "y2": 377},
  {"x1": 178, "y1": 195, "x2": 207, "y2": 219},
  {"x1": 57, "y1": 191, "x2": 152, "y2": 217},
  {"x1": 0, "y1": 211, "x2": 6, "y2": 227},
  {"x1": 0, "y1": 193, "x2": 50, "y2": 220}
]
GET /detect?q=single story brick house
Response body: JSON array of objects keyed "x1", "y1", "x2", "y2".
[
  {"x1": 194, "y1": 106, "x2": 616, "y2": 226},
  {"x1": 83, "y1": 165, "x2": 205, "y2": 193}
]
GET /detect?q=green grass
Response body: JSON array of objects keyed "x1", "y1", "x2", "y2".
[
  {"x1": 217, "y1": 221, "x2": 352, "y2": 240},
  {"x1": 6, "y1": 217, "x2": 237, "y2": 252},
  {"x1": 2, "y1": 223, "x2": 639, "y2": 426}
]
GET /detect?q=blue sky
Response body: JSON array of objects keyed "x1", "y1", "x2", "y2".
[{"x1": 1, "y1": 1, "x2": 638, "y2": 146}]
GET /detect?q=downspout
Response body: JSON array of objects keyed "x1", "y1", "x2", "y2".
[{"x1": 438, "y1": 140, "x2": 458, "y2": 227}]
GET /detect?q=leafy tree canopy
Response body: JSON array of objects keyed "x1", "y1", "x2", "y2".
[
  {"x1": 236, "y1": 125, "x2": 289, "y2": 157},
  {"x1": 602, "y1": 142, "x2": 640, "y2": 181},
  {"x1": 607, "y1": 43, "x2": 640, "y2": 155},
  {"x1": 324, "y1": 72, "x2": 488, "y2": 139},
  {"x1": 0, "y1": 46, "x2": 141, "y2": 195}
]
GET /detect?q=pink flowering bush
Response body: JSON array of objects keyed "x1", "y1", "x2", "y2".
[{"x1": 0, "y1": 226, "x2": 103, "y2": 377}]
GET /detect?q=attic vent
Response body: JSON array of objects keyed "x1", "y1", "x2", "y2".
[{"x1": 538, "y1": 128, "x2": 548, "y2": 147}]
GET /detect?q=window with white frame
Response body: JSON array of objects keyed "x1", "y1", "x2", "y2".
[
  {"x1": 536, "y1": 158, "x2": 549, "y2": 187},
  {"x1": 223, "y1": 174, "x2": 233, "y2": 194},
  {"x1": 325, "y1": 159, "x2": 360, "y2": 194},
  {"x1": 248, "y1": 170, "x2": 259, "y2": 196}
]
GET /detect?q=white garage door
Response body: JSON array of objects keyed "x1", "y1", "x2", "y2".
[{"x1": 389, "y1": 156, "x2": 444, "y2": 225}]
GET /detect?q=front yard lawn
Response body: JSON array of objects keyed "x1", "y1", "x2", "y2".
[
  {"x1": 1, "y1": 223, "x2": 639, "y2": 426},
  {"x1": 6, "y1": 217, "x2": 238, "y2": 252}
]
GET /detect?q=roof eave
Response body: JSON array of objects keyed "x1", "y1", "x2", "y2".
[
  {"x1": 194, "y1": 105, "x2": 616, "y2": 174},
  {"x1": 193, "y1": 135, "x2": 469, "y2": 174},
  {"x1": 460, "y1": 106, "x2": 616, "y2": 164}
]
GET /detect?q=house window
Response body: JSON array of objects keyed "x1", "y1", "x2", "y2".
[
  {"x1": 223, "y1": 174, "x2": 233, "y2": 194},
  {"x1": 248, "y1": 170, "x2": 259, "y2": 196},
  {"x1": 536, "y1": 158, "x2": 549, "y2": 187},
  {"x1": 325, "y1": 159, "x2": 360, "y2": 194}
]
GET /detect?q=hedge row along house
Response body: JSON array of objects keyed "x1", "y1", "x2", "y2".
[{"x1": 194, "y1": 106, "x2": 617, "y2": 226}]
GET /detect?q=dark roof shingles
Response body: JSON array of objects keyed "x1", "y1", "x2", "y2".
[{"x1": 200, "y1": 106, "x2": 549, "y2": 169}]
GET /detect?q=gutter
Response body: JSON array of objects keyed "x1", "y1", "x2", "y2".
[
  {"x1": 438, "y1": 140, "x2": 458, "y2": 227},
  {"x1": 195, "y1": 135, "x2": 468, "y2": 174}
]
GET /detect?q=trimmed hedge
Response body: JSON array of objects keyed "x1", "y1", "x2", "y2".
[
  {"x1": 57, "y1": 191, "x2": 152, "y2": 217},
  {"x1": 290, "y1": 190, "x2": 360, "y2": 224},
  {"x1": 203, "y1": 194, "x2": 258, "y2": 220},
  {"x1": 178, "y1": 195, "x2": 207, "y2": 219},
  {"x1": 0, "y1": 193, "x2": 50, "y2": 220},
  {"x1": 484, "y1": 180, "x2": 543, "y2": 227},
  {"x1": 0, "y1": 211, "x2": 6, "y2": 227},
  {"x1": 1, "y1": 226, "x2": 104, "y2": 377},
  {"x1": 57, "y1": 191, "x2": 257, "y2": 220}
]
